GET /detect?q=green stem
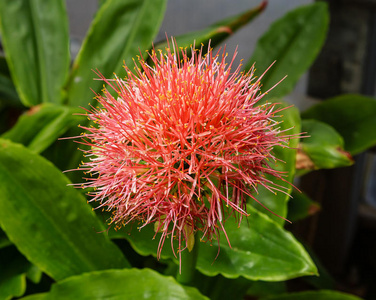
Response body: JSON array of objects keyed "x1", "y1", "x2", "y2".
[{"x1": 176, "y1": 234, "x2": 200, "y2": 285}]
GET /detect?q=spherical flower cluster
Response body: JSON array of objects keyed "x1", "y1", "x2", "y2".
[{"x1": 78, "y1": 42, "x2": 293, "y2": 260}]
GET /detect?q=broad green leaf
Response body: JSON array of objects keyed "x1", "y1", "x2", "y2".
[
  {"x1": 302, "y1": 94, "x2": 376, "y2": 155},
  {"x1": 66, "y1": 0, "x2": 167, "y2": 108},
  {"x1": 261, "y1": 290, "x2": 362, "y2": 300},
  {"x1": 244, "y1": 3, "x2": 329, "y2": 99},
  {"x1": 0, "y1": 246, "x2": 31, "y2": 300},
  {"x1": 0, "y1": 274, "x2": 25, "y2": 300},
  {"x1": 32, "y1": 269, "x2": 208, "y2": 300},
  {"x1": 297, "y1": 119, "x2": 353, "y2": 175},
  {"x1": 287, "y1": 190, "x2": 320, "y2": 222},
  {"x1": 0, "y1": 139, "x2": 130, "y2": 281},
  {"x1": 118, "y1": 204, "x2": 317, "y2": 281},
  {"x1": 251, "y1": 101, "x2": 300, "y2": 225},
  {"x1": 0, "y1": 0, "x2": 70, "y2": 106},
  {"x1": 2, "y1": 104, "x2": 83, "y2": 154},
  {"x1": 154, "y1": 1, "x2": 266, "y2": 54}
]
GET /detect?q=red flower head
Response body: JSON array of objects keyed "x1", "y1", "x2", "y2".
[{"x1": 78, "y1": 41, "x2": 294, "y2": 261}]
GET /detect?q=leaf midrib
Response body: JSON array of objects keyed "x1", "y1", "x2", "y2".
[{"x1": 0, "y1": 154, "x2": 98, "y2": 279}]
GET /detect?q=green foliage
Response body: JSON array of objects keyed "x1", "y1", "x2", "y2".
[
  {"x1": 0, "y1": 139, "x2": 130, "y2": 281},
  {"x1": 66, "y1": 0, "x2": 167, "y2": 108},
  {"x1": 154, "y1": 1, "x2": 266, "y2": 54},
  {"x1": 244, "y1": 2, "x2": 329, "y2": 99},
  {"x1": 0, "y1": 0, "x2": 69, "y2": 106},
  {"x1": 115, "y1": 204, "x2": 317, "y2": 281},
  {"x1": 0, "y1": 1, "x2": 370, "y2": 299},
  {"x1": 21, "y1": 269, "x2": 208, "y2": 300},
  {"x1": 2, "y1": 104, "x2": 83, "y2": 153},
  {"x1": 250, "y1": 100, "x2": 300, "y2": 225},
  {"x1": 0, "y1": 246, "x2": 31, "y2": 300},
  {"x1": 302, "y1": 94, "x2": 376, "y2": 155},
  {"x1": 297, "y1": 119, "x2": 353, "y2": 175}
]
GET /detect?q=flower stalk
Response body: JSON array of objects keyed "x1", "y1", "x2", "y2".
[{"x1": 176, "y1": 233, "x2": 200, "y2": 285}]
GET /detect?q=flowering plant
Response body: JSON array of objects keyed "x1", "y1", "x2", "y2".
[{"x1": 0, "y1": 1, "x2": 374, "y2": 299}]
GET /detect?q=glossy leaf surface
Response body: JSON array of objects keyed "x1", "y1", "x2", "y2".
[
  {"x1": 67, "y1": 0, "x2": 167, "y2": 108},
  {"x1": 296, "y1": 120, "x2": 353, "y2": 175},
  {"x1": 2, "y1": 104, "x2": 83, "y2": 154},
  {"x1": 24, "y1": 269, "x2": 208, "y2": 300},
  {"x1": 244, "y1": 3, "x2": 329, "y2": 99},
  {"x1": 0, "y1": 0, "x2": 69, "y2": 106},
  {"x1": 0, "y1": 139, "x2": 130, "y2": 281},
  {"x1": 302, "y1": 94, "x2": 376, "y2": 155},
  {"x1": 118, "y1": 204, "x2": 317, "y2": 281}
]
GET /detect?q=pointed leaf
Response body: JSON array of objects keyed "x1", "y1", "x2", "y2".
[
  {"x1": 302, "y1": 94, "x2": 376, "y2": 155},
  {"x1": 35, "y1": 269, "x2": 208, "y2": 300},
  {"x1": 2, "y1": 104, "x2": 83, "y2": 154},
  {"x1": 296, "y1": 119, "x2": 353, "y2": 175},
  {"x1": 261, "y1": 290, "x2": 362, "y2": 300},
  {"x1": 244, "y1": 3, "x2": 329, "y2": 99},
  {"x1": 117, "y1": 204, "x2": 317, "y2": 281},
  {"x1": 154, "y1": 1, "x2": 266, "y2": 54},
  {"x1": 0, "y1": 0, "x2": 70, "y2": 106},
  {"x1": 0, "y1": 139, "x2": 130, "y2": 281},
  {"x1": 66, "y1": 0, "x2": 167, "y2": 108}
]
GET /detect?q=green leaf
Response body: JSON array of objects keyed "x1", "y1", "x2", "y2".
[
  {"x1": 287, "y1": 190, "x2": 320, "y2": 222},
  {"x1": 32, "y1": 269, "x2": 208, "y2": 300},
  {"x1": 0, "y1": 246, "x2": 31, "y2": 300},
  {"x1": 2, "y1": 104, "x2": 83, "y2": 154},
  {"x1": 301, "y1": 94, "x2": 376, "y2": 155},
  {"x1": 66, "y1": 0, "x2": 167, "y2": 108},
  {"x1": 0, "y1": 0, "x2": 70, "y2": 106},
  {"x1": 119, "y1": 204, "x2": 317, "y2": 281},
  {"x1": 251, "y1": 100, "x2": 301, "y2": 225},
  {"x1": 297, "y1": 120, "x2": 353, "y2": 174},
  {"x1": 0, "y1": 139, "x2": 130, "y2": 281},
  {"x1": 26, "y1": 265, "x2": 43, "y2": 284},
  {"x1": 261, "y1": 290, "x2": 362, "y2": 300},
  {"x1": 154, "y1": 1, "x2": 266, "y2": 54},
  {"x1": 244, "y1": 3, "x2": 329, "y2": 99}
]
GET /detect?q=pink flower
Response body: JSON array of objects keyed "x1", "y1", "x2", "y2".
[{"x1": 77, "y1": 42, "x2": 293, "y2": 260}]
